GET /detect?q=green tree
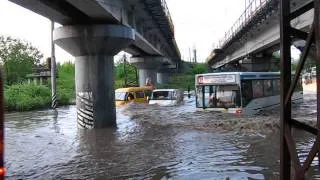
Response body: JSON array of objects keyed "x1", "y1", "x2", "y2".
[
  {"x1": 192, "y1": 63, "x2": 208, "y2": 74},
  {"x1": 115, "y1": 63, "x2": 137, "y2": 79},
  {"x1": 0, "y1": 35, "x2": 43, "y2": 85}
]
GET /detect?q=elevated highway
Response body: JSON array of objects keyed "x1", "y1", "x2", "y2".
[{"x1": 207, "y1": 0, "x2": 313, "y2": 71}]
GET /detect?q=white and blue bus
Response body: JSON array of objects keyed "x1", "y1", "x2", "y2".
[{"x1": 195, "y1": 72, "x2": 303, "y2": 115}]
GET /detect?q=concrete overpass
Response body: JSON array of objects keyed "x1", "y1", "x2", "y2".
[
  {"x1": 206, "y1": 0, "x2": 313, "y2": 71},
  {"x1": 9, "y1": 0, "x2": 181, "y2": 128}
]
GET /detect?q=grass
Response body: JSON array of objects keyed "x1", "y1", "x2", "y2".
[
  {"x1": 4, "y1": 62, "x2": 76, "y2": 111},
  {"x1": 5, "y1": 84, "x2": 51, "y2": 111},
  {"x1": 57, "y1": 62, "x2": 75, "y2": 105}
]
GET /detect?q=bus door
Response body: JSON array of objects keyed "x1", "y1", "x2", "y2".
[
  {"x1": 196, "y1": 85, "x2": 216, "y2": 109},
  {"x1": 204, "y1": 86, "x2": 211, "y2": 108},
  {"x1": 196, "y1": 86, "x2": 203, "y2": 108}
]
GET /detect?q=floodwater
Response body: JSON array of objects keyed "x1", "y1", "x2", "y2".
[{"x1": 4, "y1": 94, "x2": 320, "y2": 179}]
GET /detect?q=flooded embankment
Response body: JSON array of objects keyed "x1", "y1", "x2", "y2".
[{"x1": 4, "y1": 94, "x2": 320, "y2": 179}]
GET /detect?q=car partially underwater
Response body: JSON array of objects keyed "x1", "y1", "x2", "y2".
[{"x1": 149, "y1": 89, "x2": 184, "y2": 106}]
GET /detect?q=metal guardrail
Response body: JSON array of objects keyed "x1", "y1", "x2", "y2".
[
  {"x1": 161, "y1": 0, "x2": 175, "y2": 35},
  {"x1": 218, "y1": 0, "x2": 271, "y2": 48}
]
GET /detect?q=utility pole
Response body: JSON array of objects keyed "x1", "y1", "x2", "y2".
[
  {"x1": 245, "y1": 0, "x2": 247, "y2": 17},
  {"x1": 188, "y1": 47, "x2": 191, "y2": 63},
  {"x1": 193, "y1": 47, "x2": 197, "y2": 63},
  {"x1": 51, "y1": 20, "x2": 57, "y2": 109},
  {"x1": 123, "y1": 54, "x2": 127, "y2": 87}
]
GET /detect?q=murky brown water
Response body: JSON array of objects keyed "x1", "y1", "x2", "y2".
[{"x1": 4, "y1": 94, "x2": 320, "y2": 179}]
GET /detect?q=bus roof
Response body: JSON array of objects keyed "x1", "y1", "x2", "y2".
[
  {"x1": 115, "y1": 86, "x2": 153, "y2": 92},
  {"x1": 196, "y1": 72, "x2": 281, "y2": 77},
  {"x1": 195, "y1": 72, "x2": 282, "y2": 84}
]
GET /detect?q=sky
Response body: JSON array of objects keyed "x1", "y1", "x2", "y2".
[{"x1": 0, "y1": 0, "x2": 254, "y2": 63}]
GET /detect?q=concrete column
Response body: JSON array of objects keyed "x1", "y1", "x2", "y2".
[
  {"x1": 130, "y1": 56, "x2": 164, "y2": 86},
  {"x1": 75, "y1": 56, "x2": 115, "y2": 128},
  {"x1": 157, "y1": 72, "x2": 169, "y2": 84},
  {"x1": 39, "y1": 77, "x2": 43, "y2": 85},
  {"x1": 240, "y1": 54, "x2": 273, "y2": 72},
  {"x1": 139, "y1": 69, "x2": 157, "y2": 86},
  {"x1": 54, "y1": 25, "x2": 134, "y2": 128},
  {"x1": 33, "y1": 78, "x2": 37, "y2": 85}
]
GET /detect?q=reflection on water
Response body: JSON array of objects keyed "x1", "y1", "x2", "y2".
[{"x1": 4, "y1": 94, "x2": 320, "y2": 179}]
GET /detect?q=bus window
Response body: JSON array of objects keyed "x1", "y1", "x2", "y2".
[
  {"x1": 263, "y1": 80, "x2": 273, "y2": 97},
  {"x1": 216, "y1": 85, "x2": 240, "y2": 108},
  {"x1": 252, "y1": 80, "x2": 263, "y2": 98},
  {"x1": 208, "y1": 86, "x2": 217, "y2": 108},
  {"x1": 127, "y1": 93, "x2": 135, "y2": 101},
  {"x1": 272, "y1": 79, "x2": 280, "y2": 95},
  {"x1": 241, "y1": 80, "x2": 253, "y2": 107},
  {"x1": 115, "y1": 92, "x2": 127, "y2": 101},
  {"x1": 135, "y1": 91, "x2": 145, "y2": 98},
  {"x1": 151, "y1": 91, "x2": 172, "y2": 100}
]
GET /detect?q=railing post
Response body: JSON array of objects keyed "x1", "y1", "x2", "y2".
[
  {"x1": 280, "y1": 0, "x2": 291, "y2": 179},
  {"x1": 314, "y1": 0, "x2": 320, "y2": 171}
]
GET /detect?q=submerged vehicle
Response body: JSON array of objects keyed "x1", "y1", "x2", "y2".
[
  {"x1": 195, "y1": 72, "x2": 303, "y2": 115},
  {"x1": 115, "y1": 86, "x2": 153, "y2": 106},
  {"x1": 149, "y1": 89, "x2": 184, "y2": 106}
]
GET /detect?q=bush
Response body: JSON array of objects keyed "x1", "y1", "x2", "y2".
[
  {"x1": 192, "y1": 63, "x2": 208, "y2": 74},
  {"x1": 157, "y1": 74, "x2": 195, "y2": 90},
  {"x1": 5, "y1": 84, "x2": 51, "y2": 111},
  {"x1": 157, "y1": 62, "x2": 209, "y2": 90},
  {"x1": 3, "y1": 62, "x2": 77, "y2": 111},
  {"x1": 57, "y1": 62, "x2": 75, "y2": 105}
]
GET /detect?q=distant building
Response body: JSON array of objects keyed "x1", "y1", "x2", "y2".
[{"x1": 26, "y1": 57, "x2": 57, "y2": 85}]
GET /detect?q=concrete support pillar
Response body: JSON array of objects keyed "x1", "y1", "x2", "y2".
[
  {"x1": 33, "y1": 78, "x2": 37, "y2": 85},
  {"x1": 240, "y1": 54, "x2": 273, "y2": 72},
  {"x1": 157, "y1": 73, "x2": 168, "y2": 84},
  {"x1": 54, "y1": 25, "x2": 134, "y2": 128},
  {"x1": 130, "y1": 56, "x2": 164, "y2": 87},
  {"x1": 157, "y1": 69, "x2": 170, "y2": 85},
  {"x1": 138, "y1": 69, "x2": 157, "y2": 86},
  {"x1": 75, "y1": 56, "x2": 115, "y2": 128},
  {"x1": 39, "y1": 77, "x2": 43, "y2": 85}
]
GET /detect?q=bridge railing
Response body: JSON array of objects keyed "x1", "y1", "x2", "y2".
[
  {"x1": 161, "y1": 0, "x2": 175, "y2": 35},
  {"x1": 218, "y1": 0, "x2": 271, "y2": 48}
]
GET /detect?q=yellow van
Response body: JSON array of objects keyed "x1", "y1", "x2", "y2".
[{"x1": 115, "y1": 86, "x2": 154, "y2": 106}]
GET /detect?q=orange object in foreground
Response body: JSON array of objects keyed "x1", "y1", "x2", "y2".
[{"x1": 0, "y1": 168, "x2": 6, "y2": 177}]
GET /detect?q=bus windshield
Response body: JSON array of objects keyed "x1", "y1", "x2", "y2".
[
  {"x1": 151, "y1": 91, "x2": 174, "y2": 100},
  {"x1": 115, "y1": 92, "x2": 127, "y2": 101},
  {"x1": 196, "y1": 85, "x2": 241, "y2": 109}
]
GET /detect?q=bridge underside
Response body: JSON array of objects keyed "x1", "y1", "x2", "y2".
[{"x1": 214, "y1": 53, "x2": 280, "y2": 72}]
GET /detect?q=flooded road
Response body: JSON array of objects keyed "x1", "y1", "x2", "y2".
[{"x1": 4, "y1": 94, "x2": 320, "y2": 179}]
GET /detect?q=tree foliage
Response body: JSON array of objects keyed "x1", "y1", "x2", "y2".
[
  {"x1": 0, "y1": 35, "x2": 43, "y2": 85},
  {"x1": 115, "y1": 63, "x2": 137, "y2": 79},
  {"x1": 192, "y1": 63, "x2": 208, "y2": 74}
]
